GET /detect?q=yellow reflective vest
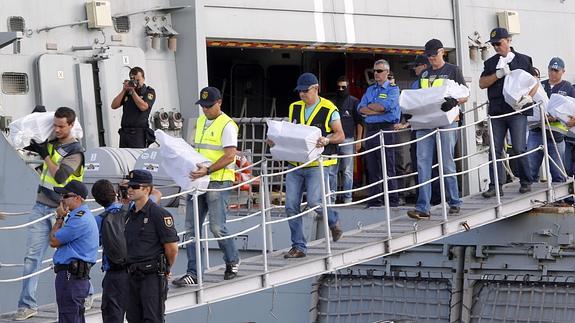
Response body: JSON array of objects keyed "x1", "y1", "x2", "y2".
[
  {"x1": 194, "y1": 113, "x2": 237, "y2": 182},
  {"x1": 39, "y1": 141, "x2": 85, "y2": 193}
]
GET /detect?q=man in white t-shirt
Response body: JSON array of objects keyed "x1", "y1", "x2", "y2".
[{"x1": 173, "y1": 87, "x2": 240, "y2": 287}]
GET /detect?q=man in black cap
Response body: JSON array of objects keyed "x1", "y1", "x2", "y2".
[
  {"x1": 124, "y1": 169, "x2": 178, "y2": 322},
  {"x1": 407, "y1": 55, "x2": 430, "y2": 89},
  {"x1": 111, "y1": 66, "x2": 157, "y2": 148},
  {"x1": 173, "y1": 86, "x2": 242, "y2": 286},
  {"x1": 50, "y1": 180, "x2": 98, "y2": 323},
  {"x1": 479, "y1": 27, "x2": 538, "y2": 198}
]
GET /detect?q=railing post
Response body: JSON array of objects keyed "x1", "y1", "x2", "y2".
[
  {"x1": 259, "y1": 160, "x2": 269, "y2": 275},
  {"x1": 435, "y1": 129, "x2": 449, "y2": 225},
  {"x1": 202, "y1": 221, "x2": 210, "y2": 271},
  {"x1": 318, "y1": 156, "x2": 332, "y2": 256},
  {"x1": 539, "y1": 102, "x2": 553, "y2": 200},
  {"x1": 487, "y1": 116, "x2": 502, "y2": 214},
  {"x1": 192, "y1": 190, "x2": 204, "y2": 302},
  {"x1": 379, "y1": 131, "x2": 392, "y2": 244}
]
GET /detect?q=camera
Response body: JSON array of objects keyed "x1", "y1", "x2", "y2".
[
  {"x1": 128, "y1": 79, "x2": 138, "y2": 88},
  {"x1": 117, "y1": 184, "x2": 128, "y2": 200}
]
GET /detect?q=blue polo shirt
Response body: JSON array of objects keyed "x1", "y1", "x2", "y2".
[
  {"x1": 95, "y1": 202, "x2": 124, "y2": 271},
  {"x1": 53, "y1": 204, "x2": 99, "y2": 265},
  {"x1": 357, "y1": 80, "x2": 400, "y2": 124}
]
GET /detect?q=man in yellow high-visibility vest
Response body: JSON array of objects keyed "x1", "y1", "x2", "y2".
[{"x1": 173, "y1": 87, "x2": 240, "y2": 287}]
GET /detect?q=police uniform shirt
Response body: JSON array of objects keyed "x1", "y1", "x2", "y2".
[
  {"x1": 420, "y1": 62, "x2": 466, "y2": 87},
  {"x1": 481, "y1": 48, "x2": 534, "y2": 116},
  {"x1": 357, "y1": 80, "x2": 400, "y2": 124},
  {"x1": 95, "y1": 202, "x2": 125, "y2": 271},
  {"x1": 120, "y1": 85, "x2": 156, "y2": 128},
  {"x1": 53, "y1": 204, "x2": 99, "y2": 265},
  {"x1": 124, "y1": 199, "x2": 179, "y2": 264}
]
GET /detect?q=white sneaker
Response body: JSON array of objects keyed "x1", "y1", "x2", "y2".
[
  {"x1": 84, "y1": 294, "x2": 94, "y2": 311},
  {"x1": 13, "y1": 308, "x2": 38, "y2": 321}
]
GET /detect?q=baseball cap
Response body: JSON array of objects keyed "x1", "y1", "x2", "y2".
[
  {"x1": 126, "y1": 169, "x2": 153, "y2": 186},
  {"x1": 489, "y1": 27, "x2": 510, "y2": 43},
  {"x1": 195, "y1": 87, "x2": 222, "y2": 106},
  {"x1": 424, "y1": 39, "x2": 443, "y2": 56},
  {"x1": 294, "y1": 73, "x2": 319, "y2": 92},
  {"x1": 549, "y1": 57, "x2": 565, "y2": 70},
  {"x1": 406, "y1": 55, "x2": 430, "y2": 68},
  {"x1": 54, "y1": 180, "x2": 89, "y2": 199}
]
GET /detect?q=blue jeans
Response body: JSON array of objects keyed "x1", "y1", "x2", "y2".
[
  {"x1": 527, "y1": 130, "x2": 565, "y2": 182},
  {"x1": 184, "y1": 181, "x2": 239, "y2": 277},
  {"x1": 285, "y1": 165, "x2": 339, "y2": 253},
  {"x1": 489, "y1": 114, "x2": 533, "y2": 187},
  {"x1": 18, "y1": 202, "x2": 55, "y2": 310},
  {"x1": 415, "y1": 123, "x2": 462, "y2": 214},
  {"x1": 328, "y1": 138, "x2": 355, "y2": 203}
]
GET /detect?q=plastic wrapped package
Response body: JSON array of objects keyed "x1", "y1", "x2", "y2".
[
  {"x1": 408, "y1": 107, "x2": 460, "y2": 131},
  {"x1": 527, "y1": 85, "x2": 549, "y2": 126},
  {"x1": 503, "y1": 69, "x2": 538, "y2": 109},
  {"x1": 9, "y1": 112, "x2": 84, "y2": 149},
  {"x1": 266, "y1": 120, "x2": 323, "y2": 162},
  {"x1": 155, "y1": 130, "x2": 210, "y2": 193},
  {"x1": 547, "y1": 93, "x2": 575, "y2": 135}
]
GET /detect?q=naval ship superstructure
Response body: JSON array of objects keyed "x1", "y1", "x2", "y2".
[{"x1": 2, "y1": 1, "x2": 575, "y2": 322}]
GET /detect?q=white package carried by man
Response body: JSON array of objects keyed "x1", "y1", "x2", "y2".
[
  {"x1": 503, "y1": 69, "x2": 538, "y2": 109},
  {"x1": 527, "y1": 85, "x2": 549, "y2": 127},
  {"x1": 547, "y1": 93, "x2": 575, "y2": 135},
  {"x1": 155, "y1": 129, "x2": 210, "y2": 193},
  {"x1": 9, "y1": 111, "x2": 84, "y2": 150},
  {"x1": 266, "y1": 120, "x2": 323, "y2": 163},
  {"x1": 399, "y1": 79, "x2": 469, "y2": 130}
]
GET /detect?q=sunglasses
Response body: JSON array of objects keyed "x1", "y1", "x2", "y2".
[
  {"x1": 128, "y1": 184, "x2": 148, "y2": 190},
  {"x1": 201, "y1": 104, "x2": 215, "y2": 109},
  {"x1": 337, "y1": 86, "x2": 347, "y2": 90},
  {"x1": 374, "y1": 69, "x2": 387, "y2": 74},
  {"x1": 298, "y1": 86, "x2": 317, "y2": 94},
  {"x1": 491, "y1": 41, "x2": 502, "y2": 47},
  {"x1": 61, "y1": 193, "x2": 78, "y2": 199}
]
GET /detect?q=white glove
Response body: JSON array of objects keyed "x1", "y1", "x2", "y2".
[
  {"x1": 495, "y1": 64, "x2": 511, "y2": 79},
  {"x1": 513, "y1": 95, "x2": 533, "y2": 110}
]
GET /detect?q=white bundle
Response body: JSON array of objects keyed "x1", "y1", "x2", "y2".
[
  {"x1": 547, "y1": 93, "x2": 575, "y2": 135},
  {"x1": 155, "y1": 130, "x2": 210, "y2": 193},
  {"x1": 9, "y1": 111, "x2": 84, "y2": 149},
  {"x1": 527, "y1": 85, "x2": 549, "y2": 126},
  {"x1": 266, "y1": 120, "x2": 323, "y2": 162},
  {"x1": 503, "y1": 69, "x2": 538, "y2": 109}
]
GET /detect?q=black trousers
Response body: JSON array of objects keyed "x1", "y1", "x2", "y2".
[
  {"x1": 126, "y1": 273, "x2": 168, "y2": 323},
  {"x1": 119, "y1": 128, "x2": 147, "y2": 148},
  {"x1": 101, "y1": 270, "x2": 129, "y2": 323},
  {"x1": 364, "y1": 124, "x2": 399, "y2": 206}
]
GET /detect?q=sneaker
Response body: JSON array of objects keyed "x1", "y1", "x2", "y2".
[
  {"x1": 406, "y1": 209, "x2": 431, "y2": 220},
  {"x1": 84, "y1": 294, "x2": 94, "y2": 311},
  {"x1": 448, "y1": 206, "x2": 460, "y2": 215},
  {"x1": 519, "y1": 183, "x2": 532, "y2": 194},
  {"x1": 284, "y1": 248, "x2": 306, "y2": 259},
  {"x1": 330, "y1": 224, "x2": 343, "y2": 242},
  {"x1": 172, "y1": 274, "x2": 197, "y2": 287},
  {"x1": 224, "y1": 261, "x2": 240, "y2": 280},
  {"x1": 13, "y1": 308, "x2": 38, "y2": 321},
  {"x1": 482, "y1": 187, "x2": 504, "y2": 198}
]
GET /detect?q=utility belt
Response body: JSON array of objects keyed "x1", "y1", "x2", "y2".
[
  {"x1": 54, "y1": 259, "x2": 92, "y2": 279},
  {"x1": 127, "y1": 254, "x2": 168, "y2": 276},
  {"x1": 107, "y1": 263, "x2": 127, "y2": 272}
]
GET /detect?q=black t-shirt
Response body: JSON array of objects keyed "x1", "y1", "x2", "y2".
[
  {"x1": 420, "y1": 62, "x2": 466, "y2": 86},
  {"x1": 124, "y1": 199, "x2": 178, "y2": 264},
  {"x1": 481, "y1": 49, "x2": 534, "y2": 116},
  {"x1": 120, "y1": 85, "x2": 156, "y2": 128},
  {"x1": 332, "y1": 94, "x2": 360, "y2": 138}
]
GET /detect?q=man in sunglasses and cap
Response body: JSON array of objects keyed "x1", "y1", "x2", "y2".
[
  {"x1": 479, "y1": 27, "x2": 538, "y2": 198},
  {"x1": 173, "y1": 86, "x2": 241, "y2": 286},
  {"x1": 50, "y1": 180, "x2": 98, "y2": 323},
  {"x1": 124, "y1": 169, "x2": 178, "y2": 322}
]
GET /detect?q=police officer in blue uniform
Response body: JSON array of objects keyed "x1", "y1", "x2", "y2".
[
  {"x1": 50, "y1": 180, "x2": 99, "y2": 323},
  {"x1": 357, "y1": 59, "x2": 401, "y2": 207},
  {"x1": 124, "y1": 170, "x2": 179, "y2": 323}
]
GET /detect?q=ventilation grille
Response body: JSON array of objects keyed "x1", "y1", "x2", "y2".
[
  {"x1": 2, "y1": 72, "x2": 29, "y2": 94},
  {"x1": 113, "y1": 16, "x2": 130, "y2": 33},
  {"x1": 8, "y1": 16, "x2": 25, "y2": 32}
]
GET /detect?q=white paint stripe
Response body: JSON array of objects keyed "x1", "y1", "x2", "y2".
[
  {"x1": 314, "y1": 0, "x2": 326, "y2": 43},
  {"x1": 343, "y1": 0, "x2": 356, "y2": 45}
]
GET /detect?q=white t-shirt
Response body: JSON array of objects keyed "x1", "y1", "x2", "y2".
[{"x1": 203, "y1": 119, "x2": 238, "y2": 148}]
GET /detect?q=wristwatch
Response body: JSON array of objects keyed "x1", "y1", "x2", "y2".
[{"x1": 206, "y1": 167, "x2": 212, "y2": 175}]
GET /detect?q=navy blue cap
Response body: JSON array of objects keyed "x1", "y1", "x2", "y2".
[
  {"x1": 424, "y1": 39, "x2": 443, "y2": 56},
  {"x1": 54, "y1": 180, "x2": 89, "y2": 199},
  {"x1": 294, "y1": 73, "x2": 319, "y2": 91},
  {"x1": 195, "y1": 87, "x2": 222, "y2": 106},
  {"x1": 126, "y1": 169, "x2": 153, "y2": 185},
  {"x1": 407, "y1": 55, "x2": 430, "y2": 67},
  {"x1": 489, "y1": 27, "x2": 510, "y2": 43},
  {"x1": 549, "y1": 57, "x2": 565, "y2": 70}
]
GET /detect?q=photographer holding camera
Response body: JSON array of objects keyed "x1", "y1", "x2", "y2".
[{"x1": 111, "y1": 67, "x2": 156, "y2": 148}]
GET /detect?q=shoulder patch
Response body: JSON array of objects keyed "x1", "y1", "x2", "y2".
[
  {"x1": 75, "y1": 210, "x2": 85, "y2": 217},
  {"x1": 421, "y1": 70, "x2": 429, "y2": 78},
  {"x1": 163, "y1": 216, "x2": 173, "y2": 228},
  {"x1": 147, "y1": 93, "x2": 154, "y2": 101}
]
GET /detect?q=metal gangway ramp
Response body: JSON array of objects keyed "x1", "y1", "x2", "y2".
[{"x1": 1, "y1": 103, "x2": 573, "y2": 322}]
